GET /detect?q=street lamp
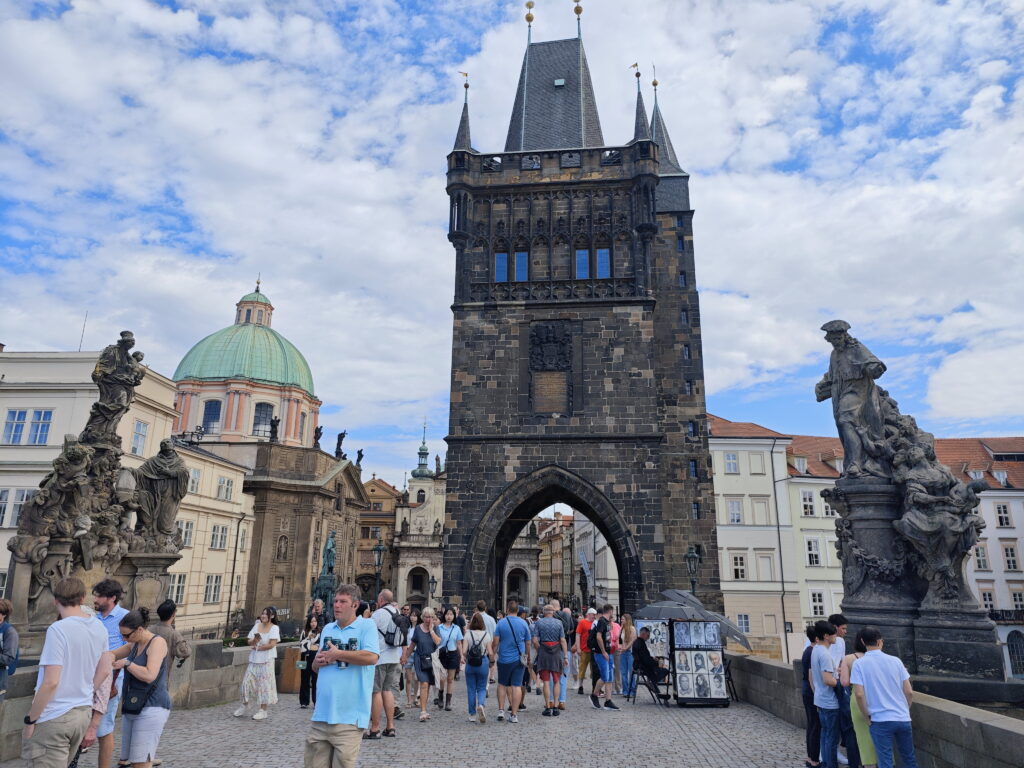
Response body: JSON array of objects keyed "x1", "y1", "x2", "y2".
[
  {"x1": 428, "y1": 575, "x2": 438, "y2": 604},
  {"x1": 685, "y1": 545, "x2": 701, "y2": 594},
  {"x1": 372, "y1": 537, "x2": 386, "y2": 598}
]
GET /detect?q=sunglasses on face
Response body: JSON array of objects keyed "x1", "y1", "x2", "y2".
[{"x1": 120, "y1": 629, "x2": 134, "y2": 639}]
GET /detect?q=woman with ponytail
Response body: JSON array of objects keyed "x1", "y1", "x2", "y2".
[{"x1": 111, "y1": 607, "x2": 170, "y2": 768}]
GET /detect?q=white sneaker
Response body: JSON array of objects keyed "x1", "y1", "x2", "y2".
[
  {"x1": 496, "y1": 710, "x2": 504, "y2": 721},
  {"x1": 233, "y1": 705, "x2": 247, "y2": 717},
  {"x1": 467, "y1": 715, "x2": 477, "y2": 722},
  {"x1": 837, "y1": 749, "x2": 849, "y2": 765},
  {"x1": 477, "y1": 705, "x2": 486, "y2": 724},
  {"x1": 252, "y1": 710, "x2": 267, "y2": 721},
  {"x1": 508, "y1": 714, "x2": 519, "y2": 723}
]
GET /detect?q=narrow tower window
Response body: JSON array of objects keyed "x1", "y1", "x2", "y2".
[
  {"x1": 575, "y1": 249, "x2": 590, "y2": 279},
  {"x1": 495, "y1": 252, "x2": 509, "y2": 283},
  {"x1": 596, "y1": 248, "x2": 611, "y2": 279},
  {"x1": 514, "y1": 250, "x2": 529, "y2": 282}
]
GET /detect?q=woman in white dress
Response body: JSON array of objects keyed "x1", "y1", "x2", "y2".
[{"x1": 233, "y1": 607, "x2": 280, "y2": 720}]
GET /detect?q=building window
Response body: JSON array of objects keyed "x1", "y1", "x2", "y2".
[
  {"x1": 968, "y1": 470, "x2": 985, "y2": 481},
  {"x1": 1013, "y1": 591, "x2": 1024, "y2": 610},
  {"x1": 678, "y1": 271, "x2": 687, "y2": 288},
  {"x1": 596, "y1": 248, "x2": 611, "y2": 279},
  {"x1": 736, "y1": 614, "x2": 750, "y2": 633},
  {"x1": 2, "y1": 410, "x2": 26, "y2": 444},
  {"x1": 234, "y1": 574, "x2": 242, "y2": 596},
  {"x1": 676, "y1": 237, "x2": 684, "y2": 252},
  {"x1": 239, "y1": 526, "x2": 248, "y2": 552},
  {"x1": 1004, "y1": 545, "x2": 1019, "y2": 571},
  {"x1": 371, "y1": 502, "x2": 383, "y2": 512},
  {"x1": 202, "y1": 400, "x2": 222, "y2": 433},
  {"x1": 216, "y1": 477, "x2": 234, "y2": 501},
  {"x1": 203, "y1": 575, "x2": 222, "y2": 604},
  {"x1": 687, "y1": 421, "x2": 697, "y2": 438},
  {"x1": 680, "y1": 310, "x2": 689, "y2": 326},
  {"x1": 27, "y1": 410, "x2": 53, "y2": 445},
  {"x1": 210, "y1": 524, "x2": 228, "y2": 550},
  {"x1": 10, "y1": 489, "x2": 33, "y2": 527},
  {"x1": 823, "y1": 502, "x2": 837, "y2": 517},
  {"x1": 244, "y1": 308, "x2": 252, "y2": 323},
  {"x1": 574, "y1": 248, "x2": 590, "y2": 279},
  {"x1": 1009, "y1": 631, "x2": 1024, "y2": 676},
  {"x1": 188, "y1": 468, "x2": 201, "y2": 494},
  {"x1": 688, "y1": 460, "x2": 699, "y2": 479},
  {"x1": 801, "y1": 490, "x2": 816, "y2": 516},
  {"x1": 727, "y1": 500, "x2": 742, "y2": 525},
  {"x1": 810, "y1": 591, "x2": 825, "y2": 617},
  {"x1": 257, "y1": 309, "x2": 264, "y2": 324},
  {"x1": 794, "y1": 457, "x2": 808, "y2": 474},
  {"x1": 176, "y1": 520, "x2": 194, "y2": 547},
  {"x1": 416, "y1": 489, "x2": 426, "y2": 503},
  {"x1": 806, "y1": 538, "x2": 822, "y2": 567},
  {"x1": 0, "y1": 490, "x2": 7, "y2": 528},
  {"x1": 361, "y1": 526, "x2": 370, "y2": 539},
  {"x1": 168, "y1": 574, "x2": 186, "y2": 605},
  {"x1": 691, "y1": 502, "x2": 701, "y2": 520},
  {"x1": 980, "y1": 590, "x2": 994, "y2": 610},
  {"x1": 682, "y1": 344, "x2": 691, "y2": 360},
  {"x1": 370, "y1": 526, "x2": 381, "y2": 540},
  {"x1": 411, "y1": 573, "x2": 424, "y2": 593},
  {"x1": 252, "y1": 403, "x2": 273, "y2": 437},
  {"x1": 997, "y1": 505, "x2": 1012, "y2": 527},
  {"x1": 724, "y1": 452, "x2": 739, "y2": 474},
  {"x1": 684, "y1": 379, "x2": 693, "y2": 396},
  {"x1": 513, "y1": 250, "x2": 529, "y2": 282},
  {"x1": 994, "y1": 470, "x2": 1009, "y2": 487},
  {"x1": 975, "y1": 545, "x2": 989, "y2": 569},
  {"x1": 299, "y1": 412, "x2": 307, "y2": 442},
  {"x1": 130, "y1": 420, "x2": 148, "y2": 456},
  {"x1": 494, "y1": 252, "x2": 509, "y2": 282},
  {"x1": 732, "y1": 555, "x2": 746, "y2": 580}
]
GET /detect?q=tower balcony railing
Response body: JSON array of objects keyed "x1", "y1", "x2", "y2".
[{"x1": 467, "y1": 277, "x2": 642, "y2": 304}]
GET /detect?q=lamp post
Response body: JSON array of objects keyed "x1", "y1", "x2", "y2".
[
  {"x1": 685, "y1": 545, "x2": 701, "y2": 595},
  {"x1": 372, "y1": 537, "x2": 386, "y2": 599},
  {"x1": 428, "y1": 575, "x2": 438, "y2": 606}
]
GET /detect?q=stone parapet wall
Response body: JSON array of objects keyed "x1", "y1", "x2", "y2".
[
  {"x1": 0, "y1": 640, "x2": 295, "y2": 762},
  {"x1": 726, "y1": 653, "x2": 1024, "y2": 768}
]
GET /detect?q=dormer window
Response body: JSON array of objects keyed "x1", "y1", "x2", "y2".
[
  {"x1": 794, "y1": 457, "x2": 808, "y2": 474},
  {"x1": 994, "y1": 470, "x2": 1009, "y2": 486},
  {"x1": 834, "y1": 459, "x2": 844, "y2": 474},
  {"x1": 968, "y1": 470, "x2": 985, "y2": 481}
]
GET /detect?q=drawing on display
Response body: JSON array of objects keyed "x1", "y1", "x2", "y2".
[
  {"x1": 637, "y1": 620, "x2": 669, "y2": 658},
  {"x1": 694, "y1": 672, "x2": 711, "y2": 698},
  {"x1": 704, "y1": 622, "x2": 721, "y2": 647},
  {"x1": 690, "y1": 650, "x2": 707, "y2": 672},
  {"x1": 712, "y1": 673, "x2": 726, "y2": 697},
  {"x1": 673, "y1": 621, "x2": 692, "y2": 648},
  {"x1": 676, "y1": 672, "x2": 693, "y2": 697},
  {"x1": 674, "y1": 650, "x2": 690, "y2": 673},
  {"x1": 708, "y1": 650, "x2": 724, "y2": 674}
]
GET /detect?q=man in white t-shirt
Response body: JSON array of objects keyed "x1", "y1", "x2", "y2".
[
  {"x1": 367, "y1": 590, "x2": 402, "y2": 739},
  {"x1": 850, "y1": 627, "x2": 918, "y2": 768},
  {"x1": 21, "y1": 577, "x2": 107, "y2": 767}
]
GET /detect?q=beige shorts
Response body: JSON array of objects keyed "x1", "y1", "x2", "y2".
[
  {"x1": 304, "y1": 721, "x2": 362, "y2": 768},
  {"x1": 373, "y1": 662, "x2": 401, "y2": 694},
  {"x1": 22, "y1": 706, "x2": 91, "y2": 768}
]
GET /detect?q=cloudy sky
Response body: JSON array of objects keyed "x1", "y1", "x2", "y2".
[{"x1": 2, "y1": 0, "x2": 1022, "y2": 485}]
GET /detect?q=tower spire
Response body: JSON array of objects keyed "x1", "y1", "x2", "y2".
[
  {"x1": 631, "y1": 68, "x2": 651, "y2": 142},
  {"x1": 525, "y1": 1, "x2": 534, "y2": 44},
  {"x1": 575, "y1": 2, "x2": 582, "y2": 39},
  {"x1": 453, "y1": 73, "x2": 474, "y2": 151},
  {"x1": 649, "y1": 74, "x2": 684, "y2": 173}
]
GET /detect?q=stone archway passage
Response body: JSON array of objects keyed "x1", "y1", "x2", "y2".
[{"x1": 458, "y1": 464, "x2": 645, "y2": 613}]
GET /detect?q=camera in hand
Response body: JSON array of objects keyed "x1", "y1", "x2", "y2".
[{"x1": 323, "y1": 637, "x2": 360, "y2": 668}]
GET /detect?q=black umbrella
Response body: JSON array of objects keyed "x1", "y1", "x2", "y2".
[
  {"x1": 634, "y1": 601, "x2": 708, "y2": 621},
  {"x1": 704, "y1": 610, "x2": 752, "y2": 650},
  {"x1": 660, "y1": 589, "x2": 708, "y2": 609}
]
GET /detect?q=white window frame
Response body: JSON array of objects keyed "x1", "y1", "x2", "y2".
[
  {"x1": 724, "y1": 452, "x2": 739, "y2": 474},
  {"x1": 834, "y1": 459, "x2": 844, "y2": 474},
  {"x1": 3, "y1": 409, "x2": 27, "y2": 444},
  {"x1": 210, "y1": 524, "x2": 228, "y2": 550},
  {"x1": 975, "y1": 544, "x2": 989, "y2": 570},
  {"x1": 188, "y1": 468, "x2": 201, "y2": 494},
  {"x1": 806, "y1": 537, "x2": 822, "y2": 567},
  {"x1": 810, "y1": 590, "x2": 825, "y2": 617},
  {"x1": 130, "y1": 420, "x2": 148, "y2": 456},
  {"x1": 217, "y1": 476, "x2": 234, "y2": 501},
  {"x1": 732, "y1": 554, "x2": 746, "y2": 580},
  {"x1": 177, "y1": 519, "x2": 194, "y2": 547},
  {"x1": 239, "y1": 526, "x2": 248, "y2": 552},
  {"x1": 823, "y1": 501, "x2": 837, "y2": 517},
  {"x1": 736, "y1": 613, "x2": 751, "y2": 633},
  {"x1": 997, "y1": 505, "x2": 1012, "y2": 527},
  {"x1": 994, "y1": 470, "x2": 1009, "y2": 487},
  {"x1": 11, "y1": 489, "x2": 33, "y2": 528},
  {"x1": 980, "y1": 590, "x2": 994, "y2": 610},
  {"x1": 801, "y1": 489, "x2": 815, "y2": 516},
  {"x1": 203, "y1": 574, "x2": 222, "y2": 604},
  {"x1": 1012, "y1": 590, "x2": 1024, "y2": 611},
  {"x1": 27, "y1": 409, "x2": 53, "y2": 445},
  {"x1": 1005, "y1": 544, "x2": 1020, "y2": 571},
  {"x1": 0, "y1": 489, "x2": 8, "y2": 528},
  {"x1": 168, "y1": 573, "x2": 186, "y2": 604},
  {"x1": 968, "y1": 470, "x2": 985, "y2": 481},
  {"x1": 794, "y1": 457, "x2": 807, "y2": 474},
  {"x1": 727, "y1": 499, "x2": 743, "y2": 525}
]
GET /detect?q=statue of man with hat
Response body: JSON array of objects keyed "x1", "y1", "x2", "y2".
[{"x1": 815, "y1": 320, "x2": 889, "y2": 479}]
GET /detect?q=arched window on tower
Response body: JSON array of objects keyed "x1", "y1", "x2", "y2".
[
  {"x1": 575, "y1": 248, "x2": 590, "y2": 279},
  {"x1": 417, "y1": 489, "x2": 426, "y2": 504},
  {"x1": 299, "y1": 412, "x2": 307, "y2": 442},
  {"x1": 245, "y1": 308, "x2": 252, "y2": 323},
  {"x1": 257, "y1": 309, "x2": 264, "y2": 324},
  {"x1": 494, "y1": 251, "x2": 509, "y2": 283},
  {"x1": 513, "y1": 249, "x2": 529, "y2": 282},
  {"x1": 253, "y1": 403, "x2": 273, "y2": 437},
  {"x1": 202, "y1": 400, "x2": 222, "y2": 433}
]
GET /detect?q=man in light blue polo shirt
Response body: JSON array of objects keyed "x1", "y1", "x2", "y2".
[
  {"x1": 851, "y1": 627, "x2": 918, "y2": 768},
  {"x1": 92, "y1": 579, "x2": 127, "y2": 768},
  {"x1": 305, "y1": 584, "x2": 379, "y2": 768}
]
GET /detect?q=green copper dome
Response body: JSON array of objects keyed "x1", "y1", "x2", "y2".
[
  {"x1": 239, "y1": 291, "x2": 272, "y2": 305},
  {"x1": 174, "y1": 323, "x2": 315, "y2": 396}
]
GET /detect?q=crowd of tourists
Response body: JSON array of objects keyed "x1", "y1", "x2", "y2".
[{"x1": 802, "y1": 613, "x2": 919, "y2": 768}]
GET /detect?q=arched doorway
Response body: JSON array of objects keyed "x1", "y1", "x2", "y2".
[
  {"x1": 505, "y1": 568, "x2": 529, "y2": 606},
  {"x1": 406, "y1": 566, "x2": 430, "y2": 610},
  {"x1": 1009, "y1": 630, "x2": 1024, "y2": 678},
  {"x1": 355, "y1": 574, "x2": 375, "y2": 603},
  {"x1": 459, "y1": 465, "x2": 644, "y2": 613}
]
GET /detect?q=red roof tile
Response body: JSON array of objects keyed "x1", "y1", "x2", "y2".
[{"x1": 708, "y1": 413, "x2": 788, "y2": 439}]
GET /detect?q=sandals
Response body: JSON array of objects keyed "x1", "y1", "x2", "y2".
[
  {"x1": 418, "y1": 712, "x2": 430, "y2": 721},
  {"x1": 382, "y1": 728, "x2": 396, "y2": 737},
  {"x1": 362, "y1": 730, "x2": 381, "y2": 740}
]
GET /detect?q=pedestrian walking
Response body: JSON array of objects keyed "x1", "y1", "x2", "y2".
[
  {"x1": 829, "y1": 614, "x2": 860, "y2": 767},
  {"x1": 436, "y1": 607, "x2": 464, "y2": 711},
  {"x1": 403, "y1": 607, "x2": 441, "y2": 721},
  {"x1": 618, "y1": 614, "x2": 636, "y2": 698},
  {"x1": 92, "y1": 579, "x2": 128, "y2": 768},
  {"x1": 463, "y1": 612, "x2": 494, "y2": 723},
  {"x1": 611, "y1": 614, "x2": 622, "y2": 694},
  {"x1": 841, "y1": 630, "x2": 877, "y2": 768},
  {"x1": 492, "y1": 600, "x2": 530, "y2": 723},
  {"x1": 475, "y1": 601, "x2": 498, "y2": 686},
  {"x1": 20, "y1": 577, "x2": 107, "y2": 768},
  {"x1": 811, "y1": 620, "x2": 841, "y2": 768},
  {"x1": 299, "y1": 615, "x2": 322, "y2": 709},
  {"x1": 549, "y1": 600, "x2": 573, "y2": 710},
  {"x1": 0, "y1": 598, "x2": 21, "y2": 702},
  {"x1": 850, "y1": 627, "x2": 918, "y2": 768},
  {"x1": 531, "y1": 604, "x2": 567, "y2": 717},
  {"x1": 367, "y1": 590, "x2": 404, "y2": 739},
  {"x1": 234, "y1": 607, "x2": 281, "y2": 721},
  {"x1": 801, "y1": 625, "x2": 823, "y2": 768},
  {"x1": 590, "y1": 604, "x2": 619, "y2": 711},
  {"x1": 403, "y1": 613, "x2": 420, "y2": 708},
  {"x1": 111, "y1": 608, "x2": 170, "y2": 768},
  {"x1": 574, "y1": 607, "x2": 597, "y2": 695},
  {"x1": 150, "y1": 599, "x2": 191, "y2": 681},
  {"x1": 304, "y1": 584, "x2": 380, "y2": 768}
]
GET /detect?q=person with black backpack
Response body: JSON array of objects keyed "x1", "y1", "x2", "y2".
[
  {"x1": 463, "y1": 612, "x2": 494, "y2": 723},
  {"x1": 367, "y1": 590, "x2": 406, "y2": 739}
]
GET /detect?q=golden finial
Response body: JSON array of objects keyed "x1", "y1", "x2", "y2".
[
  {"x1": 652, "y1": 63, "x2": 658, "y2": 89},
  {"x1": 255, "y1": 272, "x2": 261, "y2": 293},
  {"x1": 525, "y1": 1, "x2": 534, "y2": 24},
  {"x1": 574, "y1": 3, "x2": 583, "y2": 17}
]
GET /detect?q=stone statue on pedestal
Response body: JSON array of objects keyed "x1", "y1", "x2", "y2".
[
  {"x1": 269, "y1": 416, "x2": 280, "y2": 442},
  {"x1": 313, "y1": 425, "x2": 323, "y2": 448},
  {"x1": 81, "y1": 331, "x2": 146, "y2": 445},
  {"x1": 335, "y1": 431, "x2": 347, "y2": 458},
  {"x1": 133, "y1": 439, "x2": 189, "y2": 552},
  {"x1": 321, "y1": 531, "x2": 337, "y2": 576}
]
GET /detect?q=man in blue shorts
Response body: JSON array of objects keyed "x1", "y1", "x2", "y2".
[
  {"x1": 491, "y1": 600, "x2": 530, "y2": 723},
  {"x1": 591, "y1": 604, "x2": 619, "y2": 711}
]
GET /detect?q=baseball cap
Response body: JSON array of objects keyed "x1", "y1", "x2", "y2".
[{"x1": 586, "y1": 607, "x2": 597, "y2": 615}]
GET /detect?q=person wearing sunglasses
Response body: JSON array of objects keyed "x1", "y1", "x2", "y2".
[{"x1": 110, "y1": 608, "x2": 170, "y2": 768}]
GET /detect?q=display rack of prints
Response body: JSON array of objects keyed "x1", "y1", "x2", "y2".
[{"x1": 669, "y1": 620, "x2": 728, "y2": 707}]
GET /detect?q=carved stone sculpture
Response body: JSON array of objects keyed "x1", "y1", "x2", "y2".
[
  {"x1": 356, "y1": 448, "x2": 364, "y2": 466},
  {"x1": 269, "y1": 416, "x2": 280, "y2": 442},
  {"x1": 321, "y1": 530, "x2": 337, "y2": 576},
  {"x1": 313, "y1": 425, "x2": 323, "y2": 448},
  {"x1": 81, "y1": 331, "x2": 146, "y2": 444},
  {"x1": 433, "y1": 519, "x2": 441, "y2": 536},
  {"x1": 435, "y1": 454, "x2": 442, "y2": 475},
  {"x1": 133, "y1": 439, "x2": 189, "y2": 552},
  {"x1": 401, "y1": 518, "x2": 410, "y2": 535},
  {"x1": 335, "y1": 430, "x2": 347, "y2": 458}
]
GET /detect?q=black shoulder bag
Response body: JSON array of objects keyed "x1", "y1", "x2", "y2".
[{"x1": 122, "y1": 637, "x2": 159, "y2": 715}]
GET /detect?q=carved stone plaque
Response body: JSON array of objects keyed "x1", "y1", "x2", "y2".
[{"x1": 532, "y1": 371, "x2": 569, "y2": 413}]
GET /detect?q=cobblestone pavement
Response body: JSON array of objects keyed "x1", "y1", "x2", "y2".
[{"x1": 2, "y1": 685, "x2": 807, "y2": 768}]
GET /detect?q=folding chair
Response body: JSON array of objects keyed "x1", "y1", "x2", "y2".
[
  {"x1": 626, "y1": 667, "x2": 668, "y2": 706},
  {"x1": 723, "y1": 657, "x2": 739, "y2": 702}
]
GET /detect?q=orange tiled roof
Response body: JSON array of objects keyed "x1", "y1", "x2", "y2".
[{"x1": 708, "y1": 413, "x2": 788, "y2": 439}]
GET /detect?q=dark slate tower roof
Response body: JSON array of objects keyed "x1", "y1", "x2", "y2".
[
  {"x1": 453, "y1": 100, "x2": 474, "y2": 152},
  {"x1": 631, "y1": 84, "x2": 651, "y2": 142},
  {"x1": 504, "y1": 37, "x2": 604, "y2": 151},
  {"x1": 650, "y1": 95, "x2": 684, "y2": 174}
]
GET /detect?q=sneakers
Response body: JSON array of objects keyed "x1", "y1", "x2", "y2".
[
  {"x1": 603, "y1": 700, "x2": 620, "y2": 711},
  {"x1": 837, "y1": 750, "x2": 849, "y2": 766},
  {"x1": 551, "y1": 707, "x2": 561, "y2": 716},
  {"x1": 233, "y1": 705, "x2": 247, "y2": 717},
  {"x1": 468, "y1": 715, "x2": 478, "y2": 723},
  {"x1": 590, "y1": 694, "x2": 602, "y2": 710},
  {"x1": 252, "y1": 710, "x2": 267, "y2": 720},
  {"x1": 542, "y1": 707, "x2": 552, "y2": 716},
  {"x1": 508, "y1": 714, "x2": 519, "y2": 723},
  {"x1": 477, "y1": 705, "x2": 486, "y2": 724},
  {"x1": 535, "y1": 688, "x2": 542, "y2": 695},
  {"x1": 394, "y1": 707, "x2": 405, "y2": 720},
  {"x1": 577, "y1": 686, "x2": 585, "y2": 695},
  {"x1": 496, "y1": 710, "x2": 505, "y2": 722}
]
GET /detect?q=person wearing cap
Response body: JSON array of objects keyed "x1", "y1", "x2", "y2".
[
  {"x1": 573, "y1": 608, "x2": 598, "y2": 695},
  {"x1": 815, "y1": 319, "x2": 888, "y2": 479}
]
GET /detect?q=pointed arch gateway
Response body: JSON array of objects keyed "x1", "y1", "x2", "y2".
[{"x1": 461, "y1": 464, "x2": 644, "y2": 613}]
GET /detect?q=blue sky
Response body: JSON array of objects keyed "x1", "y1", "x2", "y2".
[{"x1": 1, "y1": 0, "x2": 1023, "y2": 484}]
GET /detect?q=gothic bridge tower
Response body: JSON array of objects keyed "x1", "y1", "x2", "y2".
[{"x1": 443, "y1": 12, "x2": 720, "y2": 614}]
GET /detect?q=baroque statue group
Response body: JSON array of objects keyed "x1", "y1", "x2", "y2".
[{"x1": 7, "y1": 332, "x2": 189, "y2": 635}]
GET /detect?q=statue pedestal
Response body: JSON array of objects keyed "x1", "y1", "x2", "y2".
[
  {"x1": 831, "y1": 479, "x2": 926, "y2": 670},
  {"x1": 914, "y1": 608, "x2": 1004, "y2": 681},
  {"x1": 7, "y1": 538, "x2": 77, "y2": 657},
  {"x1": 311, "y1": 573, "x2": 337, "y2": 624},
  {"x1": 117, "y1": 551, "x2": 182, "y2": 611}
]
